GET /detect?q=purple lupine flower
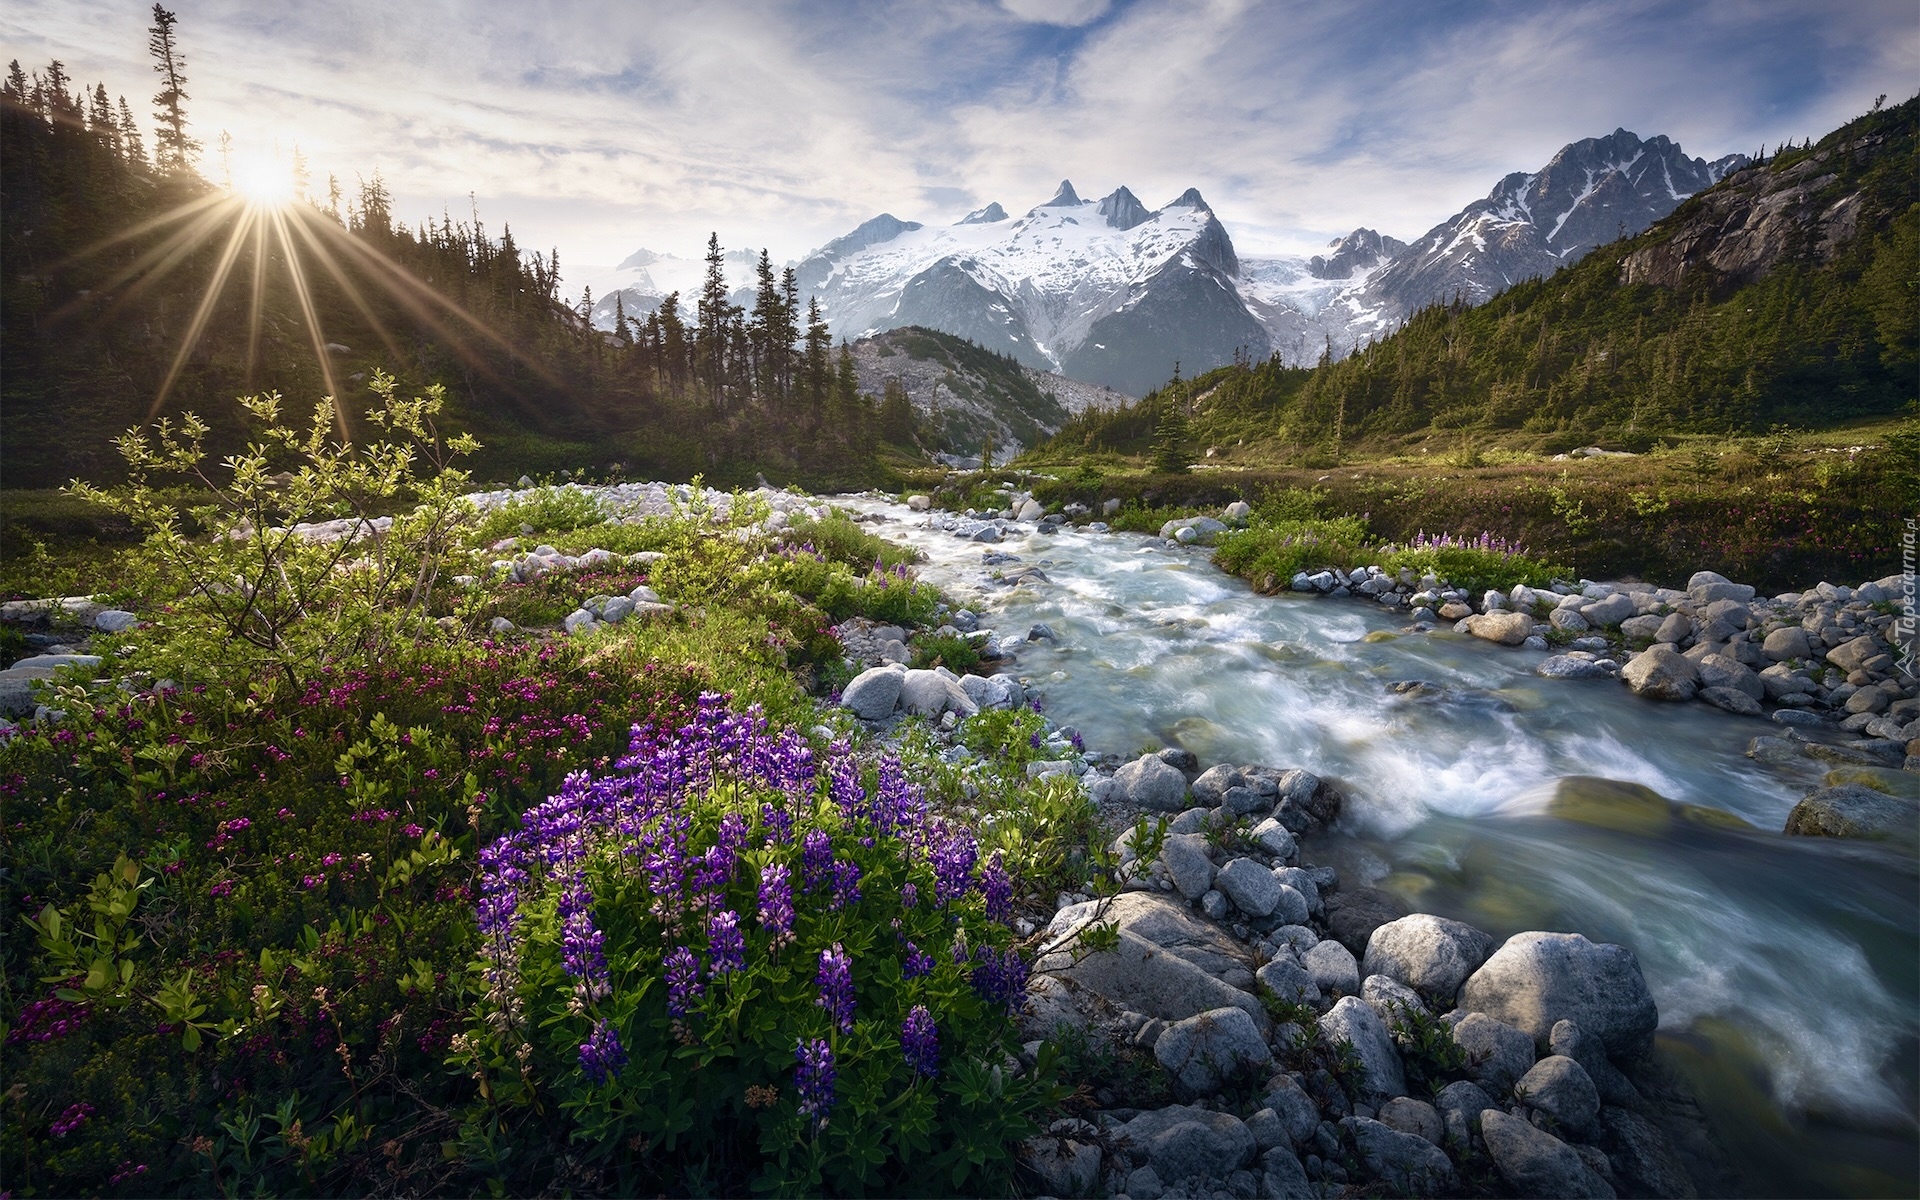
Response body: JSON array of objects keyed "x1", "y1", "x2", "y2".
[
  {"x1": 692, "y1": 843, "x2": 734, "y2": 906},
  {"x1": 795, "y1": 1037, "x2": 836, "y2": 1128},
  {"x1": 931, "y1": 832, "x2": 978, "y2": 905},
  {"x1": 759, "y1": 802, "x2": 793, "y2": 845},
  {"x1": 899, "y1": 881, "x2": 918, "y2": 910},
  {"x1": 578, "y1": 1018, "x2": 628, "y2": 1084},
  {"x1": 829, "y1": 859, "x2": 863, "y2": 911},
  {"x1": 980, "y1": 850, "x2": 1013, "y2": 923},
  {"x1": 901, "y1": 940, "x2": 935, "y2": 979},
  {"x1": 872, "y1": 756, "x2": 922, "y2": 837},
  {"x1": 969, "y1": 945, "x2": 1029, "y2": 1014},
  {"x1": 828, "y1": 743, "x2": 866, "y2": 823},
  {"x1": 757, "y1": 862, "x2": 795, "y2": 943},
  {"x1": 801, "y1": 828, "x2": 834, "y2": 892},
  {"x1": 816, "y1": 943, "x2": 855, "y2": 1032},
  {"x1": 1028, "y1": 731, "x2": 1042, "y2": 749},
  {"x1": 716, "y1": 812, "x2": 750, "y2": 859},
  {"x1": 901, "y1": 1005, "x2": 939, "y2": 1078},
  {"x1": 707, "y1": 909, "x2": 746, "y2": 974},
  {"x1": 665, "y1": 946, "x2": 704, "y2": 1017},
  {"x1": 557, "y1": 876, "x2": 609, "y2": 993}
]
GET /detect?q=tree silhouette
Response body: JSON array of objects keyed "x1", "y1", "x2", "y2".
[{"x1": 146, "y1": 5, "x2": 198, "y2": 171}]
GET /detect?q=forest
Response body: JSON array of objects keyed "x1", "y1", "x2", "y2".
[{"x1": 1, "y1": 20, "x2": 917, "y2": 493}]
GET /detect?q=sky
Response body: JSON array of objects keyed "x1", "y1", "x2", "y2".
[{"x1": 4, "y1": 0, "x2": 1913, "y2": 288}]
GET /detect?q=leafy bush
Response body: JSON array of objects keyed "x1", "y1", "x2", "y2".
[
  {"x1": 1378, "y1": 531, "x2": 1570, "y2": 593},
  {"x1": 1212, "y1": 516, "x2": 1370, "y2": 584},
  {"x1": 909, "y1": 631, "x2": 981, "y2": 674},
  {"x1": 473, "y1": 484, "x2": 608, "y2": 543},
  {"x1": 458, "y1": 700, "x2": 1060, "y2": 1195}
]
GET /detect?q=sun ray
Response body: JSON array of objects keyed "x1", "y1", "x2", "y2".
[
  {"x1": 281, "y1": 207, "x2": 407, "y2": 366},
  {"x1": 304, "y1": 217, "x2": 564, "y2": 389},
  {"x1": 267, "y1": 206, "x2": 345, "y2": 441},
  {"x1": 244, "y1": 211, "x2": 268, "y2": 387},
  {"x1": 46, "y1": 201, "x2": 238, "y2": 328},
  {"x1": 47, "y1": 191, "x2": 228, "y2": 271},
  {"x1": 149, "y1": 207, "x2": 258, "y2": 421}
]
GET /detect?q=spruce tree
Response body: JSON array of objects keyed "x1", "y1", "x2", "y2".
[
  {"x1": 802, "y1": 297, "x2": 830, "y2": 421},
  {"x1": 696, "y1": 232, "x2": 729, "y2": 403},
  {"x1": 116, "y1": 96, "x2": 144, "y2": 164},
  {"x1": 146, "y1": 5, "x2": 198, "y2": 170}
]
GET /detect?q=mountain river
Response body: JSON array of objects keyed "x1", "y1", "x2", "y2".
[{"x1": 839, "y1": 497, "x2": 1918, "y2": 1197}]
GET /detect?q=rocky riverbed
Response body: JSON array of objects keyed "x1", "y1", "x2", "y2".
[{"x1": 5, "y1": 477, "x2": 1915, "y2": 1197}]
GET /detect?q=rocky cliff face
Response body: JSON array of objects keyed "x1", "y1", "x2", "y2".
[{"x1": 1618, "y1": 129, "x2": 1894, "y2": 289}]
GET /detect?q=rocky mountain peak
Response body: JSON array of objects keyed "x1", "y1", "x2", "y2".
[
  {"x1": 1308, "y1": 228, "x2": 1407, "y2": 280},
  {"x1": 958, "y1": 202, "x2": 1008, "y2": 225},
  {"x1": 813, "y1": 213, "x2": 925, "y2": 263},
  {"x1": 1166, "y1": 187, "x2": 1212, "y2": 213},
  {"x1": 1097, "y1": 186, "x2": 1150, "y2": 230},
  {"x1": 1039, "y1": 179, "x2": 1083, "y2": 208}
]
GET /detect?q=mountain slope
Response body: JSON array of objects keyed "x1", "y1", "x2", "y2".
[
  {"x1": 1042, "y1": 96, "x2": 1916, "y2": 455},
  {"x1": 848, "y1": 325, "x2": 1128, "y2": 457}
]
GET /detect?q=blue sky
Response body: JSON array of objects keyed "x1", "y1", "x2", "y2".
[{"x1": 4, "y1": 0, "x2": 1912, "y2": 282}]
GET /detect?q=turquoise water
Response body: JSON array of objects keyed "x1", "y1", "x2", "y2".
[{"x1": 848, "y1": 500, "x2": 1919, "y2": 1195}]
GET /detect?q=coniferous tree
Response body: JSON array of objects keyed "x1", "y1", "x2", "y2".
[
  {"x1": 802, "y1": 296, "x2": 831, "y2": 422},
  {"x1": 146, "y1": 4, "x2": 198, "y2": 170},
  {"x1": 116, "y1": 95, "x2": 144, "y2": 164},
  {"x1": 696, "y1": 231, "x2": 729, "y2": 404},
  {"x1": 749, "y1": 249, "x2": 781, "y2": 403}
]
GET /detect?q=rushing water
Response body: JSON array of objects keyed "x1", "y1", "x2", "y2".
[{"x1": 842, "y1": 499, "x2": 1919, "y2": 1196}]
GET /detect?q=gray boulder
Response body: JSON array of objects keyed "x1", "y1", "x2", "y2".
[
  {"x1": 1154, "y1": 1006, "x2": 1274, "y2": 1096},
  {"x1": 1124, "y1": 1165, "x2": 1164, "y2": 1199},
  {"x1": 1654, "y1": 611, "x2": 1692, "y2": 643},
  {"x1": 1461, "y1": 932, "x2": 1659, "y2": 1057},
  {"x1": 1021, "y1": 1135, "x2": 1101, "y2": 1196},
  {"x1": 1343, "y1": 1115, "x2": 1455, "y2": 1194},
  {"x1": 1159, "y1": 833, "x2": 1218, "y2": 900},
  {"x1": 1763, "y1": 627, "x2": 1811, "y2": 660},
  {"x1": 1191, "y1": 764, "x2": 1245, "y2": 805},
  {"x1": 1826, "y1": 634, "x2": 1886, "y2": 674},
  {"x1": 1784, "y1": 785, "x2": 1919, "y2": 844},
  {"x1": 1583, "y1": 593, "x2": 1636, "y2": 628},
  {"x1": 1255, "y1": 957, "x2": 1320, "y2": 1008},
  {"x1": 1244, "y1": 1107, "x2": 1288, "y2": 1152},
  {"x1": 1270, "y1": 867, "x2": 1320, "y2": 916},
  {"x1": 1697, "y1": 653, "x2": 1763, "y2": 700},
  {"x1": 1699, "y1": 686, "x2": 1762, "y2": 716},
  {"x1": 1115, "y1": 754, "x2": 1190, "y2": 811},
  {"x1": 840, "y1": 665, "x2": 905, "y2": 720},
  {"x1": 1041, "y1": 893, "x2": 1267, "y2": 1031},
  {"x1": 1687, "y1": 571, "x2": 1754, "y2": 605},
  {"x1": 1362, "y1": 914, "x2": 1495, "y2": 1005},
  {"x1": 1377, "y1": 1097, "x2": 1445, "y2": 1147},
  {"x1": 93, "y1": 609, "x2": 139, "y2": 632},
  {"x1": 1217, "y1": 857, "x2": 1283, "y2": 917},
  {"x1": 1620, "y1": 647, "x2": 1699, "y2": 701},
  {"x1": 1452, "y1": 1012, "x2": 1536, "y2": 1095},
  {"x1": 1537, "y1": 655, "x2": 1614, "y2": 680},
  {"x1": 1261, "y1": 1146, "x2": 1316, "y2": 1200},
  {"x1": 1361, "y1": 974, "x2": 1429, "y2": 1026},
  {"x1": 1550, "y1": 1019, "x2": 1640, "y2": 1108},
  {"x1": 1466, "y1": 611, "x2": 1534, "y2": 645},
  {"x1": 899, "y1": 668, "x2": 975, "y2": 717},
  {"x1": 1480, "y1": 1109, "x2": 1617, "y2": 1198},
  {"x1": 1518, "y1": 1055, "x2": 1601, "y2": 1132},
  {"x1": 1319, "y1": 997, "x2": 1406, "y2": 1102},
  {"x1": 1119, "y1": 1105, "x2": 1256, "y2": 1183},
  {"x1": 1434, "y1": 1079, "x2": 1497, "y2": 1146},
  {"x1": 1261, "y1": 1074, "x2": 1322, "y2": 1149},
  {"x1": 1302, "y1": 939, "x2": 1360, "y2": 997},
  {"x1": 1324, "y1": 886, "x2": 1412, "y2": 957},
  {"x1": 1269, "y1": 883, "x2": 1311, "y2": 928},
  {"x1": 1248, "y1": 818, "x2": 1298, "y2": 861}
]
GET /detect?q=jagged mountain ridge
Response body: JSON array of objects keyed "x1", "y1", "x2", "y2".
[{"x1": 590, "y1": 128, "x2": 1745, "y2": 395}]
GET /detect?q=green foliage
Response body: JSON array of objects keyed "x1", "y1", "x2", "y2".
[
  {"x1": 958, "y1": 706, "x2": 1051, "y2": 773},
  {"x1": 1388, "y1": 1004, "x2": 1471, "y2": 1094},
  {"x1": 1213, "y1": 516, "x2": 1371, "y2": 586},
  {"x1": 68, "y1": 373, "x2": 480, "y2": 696},
  {"x1": 473, "y1": 484, "x2": 607, "y2": 542},
  {"x1": 909, "y1": 631, "x2": 981, "y2": 674}
]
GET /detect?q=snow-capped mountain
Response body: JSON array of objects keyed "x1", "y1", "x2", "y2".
[
  {"x1": 1352, "y1": 129, "x2": 1748, "y2": 318},
  {"x1": 789, "y1": 181, "x2": 1265, "y2": 395},
  {"x1": 587, "y1": 128, "x2": 1745, "y2": 394}
]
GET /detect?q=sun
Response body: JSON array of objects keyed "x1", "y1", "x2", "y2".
[{"x1": 229, "y1": 154, "x2": 296, "y2": 207}]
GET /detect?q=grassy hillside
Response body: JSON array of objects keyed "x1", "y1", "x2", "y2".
[{"x1": 1038, "y1": 96, "x2": 1916, "y2": 464}]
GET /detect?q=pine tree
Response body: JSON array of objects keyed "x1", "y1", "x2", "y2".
[
  {"x1": 146, "y1": 5, "x2": 198, "y2": 170},
  {"x1": 749, "y1": 248, "x2": 780, "y2": 402},
  {"x1": 116, "y1": 95, "x2": 144, "y2": 164},
  {"x1": 696, "y1": 231, "x2": 729, "y2": 403},
  {"x1": 802, "y1": 296, "x2": 831, "y2": 421},
  {"x1": 613, "y1": 293, "x2": 631, "y2": 345},
  {"x1": 1151, "y1": 401, "x2": 1192, "y2": 474}
]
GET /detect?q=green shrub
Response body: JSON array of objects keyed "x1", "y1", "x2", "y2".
[
  {"x1": 473, "y1": 484, "x2": 608, "y2": 543},
  {"x1": 909, "y1": 631, "x2": 981, "y2": 674}
]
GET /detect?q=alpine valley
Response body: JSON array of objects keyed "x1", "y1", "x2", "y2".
[{"x1": 592, "y1": 129, "x2": 1747, "y2": 396}]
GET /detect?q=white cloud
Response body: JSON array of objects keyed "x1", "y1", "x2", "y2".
[
  {"x1": 1000, "y1": 0, "x2": 1112, "y2": 26},
  {"x1": 2, "y1": 0, "x2": 1911, "y2": 285}
]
